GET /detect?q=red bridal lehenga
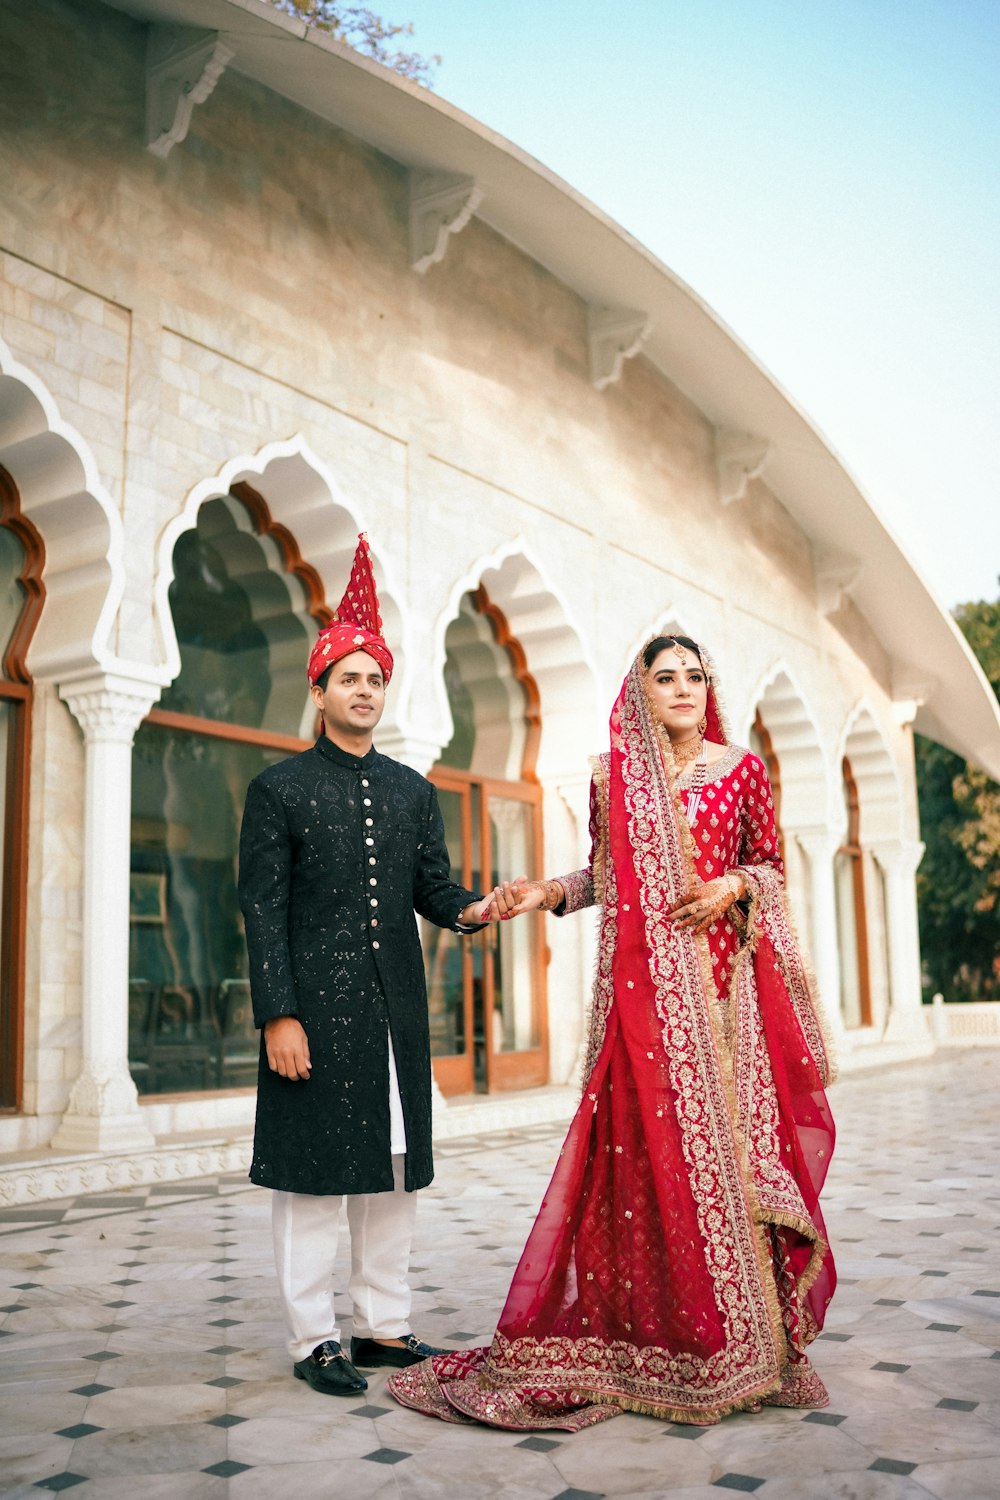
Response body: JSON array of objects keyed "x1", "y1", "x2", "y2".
[{"x1": 388, "y1": 648, "x2": 837, "y2": 1431}]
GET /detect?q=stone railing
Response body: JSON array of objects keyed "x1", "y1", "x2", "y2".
[{"x1": 927, "y1": 995, "x2": 1000, "y2": 1045}]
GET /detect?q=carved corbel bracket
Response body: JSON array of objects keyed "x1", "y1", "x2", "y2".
[
  {"x1": 146, "y1": 25, "x2": 234, "y2": 159},
  {"x1": 890, "y1": 672, "x2": 933, "y2": 728},
  {"x1": 587, "y1": 306, "x2": 651, "y2": 391},
  {"x1": 714, "y1": 429, "x2": 771, "y2": 506},
  {"x1": 409, "y1": 171, "x2": 484, "y2": 274},
  {"x1": 813, "y1": 544, "x2": 862, "y2": 616}
]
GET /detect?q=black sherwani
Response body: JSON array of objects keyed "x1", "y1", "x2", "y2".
[{"x1": 238, "y1": 736, "x2": 480, "y2": 1196}]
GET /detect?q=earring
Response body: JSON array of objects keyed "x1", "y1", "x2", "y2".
[{"x1": 698, "y1": 716, "x2": 708, "y2": 735}]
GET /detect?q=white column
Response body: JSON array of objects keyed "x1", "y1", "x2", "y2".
[
  {"x1": 872, "y1": 838, "x2": 927, "y2": 1043},
  {"x1": 52, "y1": 673, "x2": 161, "y2": 1152},
  {"x1": 794, "y1": 829, "x2": 846, "y2": 1042}
]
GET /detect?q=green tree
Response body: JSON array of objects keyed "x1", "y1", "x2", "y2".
[
  {"x1": 267, "y1": 2, "x2": 440, "y2": 86},
  {"x1": 916, "y1": 591, "x2": 1000, "y2": 1000}
]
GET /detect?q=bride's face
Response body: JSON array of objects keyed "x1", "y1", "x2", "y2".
[{"x1": 646, "y1": 648, "x2": 708, "y2": 741}]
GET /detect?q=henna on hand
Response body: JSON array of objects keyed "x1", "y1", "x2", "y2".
[{"x1": 669, "y1": 874, "x2": 745, "y2": 933}]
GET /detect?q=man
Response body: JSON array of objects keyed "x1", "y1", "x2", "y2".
[{"x1": 239, "y1": 535, "x2": 513, "y2": 1396}]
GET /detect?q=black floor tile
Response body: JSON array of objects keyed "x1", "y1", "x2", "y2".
[
  {"x1": 713, "y1": 1477, "x2": 765, "y2": 1493},
  {"x1": 362, "y1": 1447, "x2": 411, "y2": 1464},
  {"x1": 70, "y1": 1384, "x2": 111, "y2": 1397},
  {"x1": 55, "y1": 1423, "x2": 103, "y2": 1439},
  {"x1": 207, "y1": 1413, "x2": 248, "y2": 1427},
  {"x1": 516, "y1": 1435, "x2": 562, "y2": 1451},
  {"x1": 802, "y1": 1412, "x2": 847, "y2": 1425},
  {"x1": 203, "y1": 1460, "x2": 253, "y2": 1477},
  {"x1": 32, "y1": 1474, "x2": 89, "y2": 1492},
  {"x1": 869, "y1": 1458, "x2": 917, "y2": 1476},
  {"x1": 872, "y1": 1362, "x2": 910, "y2": 1373},
  {"x1": 0, "y1": 1208, "x2": 65, "y2": 1222},
  {"x1": 204, "y1": 1376, "x2": 245, "y2": 1388},
  {"x1": 937, "y1": 1398, "x2": 978, "y2": 1411}
]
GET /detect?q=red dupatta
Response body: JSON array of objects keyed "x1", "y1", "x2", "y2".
[{"x1": 389, "y1": 649, "x2": 836, "y2": 1429}]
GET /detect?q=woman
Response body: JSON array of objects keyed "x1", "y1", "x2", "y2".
[{"x1": 388, "y1": 636, "x2": 837, "y2": 1430}]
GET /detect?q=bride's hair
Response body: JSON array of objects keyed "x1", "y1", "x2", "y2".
[{"x1": 642, "y1": 635, "x2": 704, "y2": 672}]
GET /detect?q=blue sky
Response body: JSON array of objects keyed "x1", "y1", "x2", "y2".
[{"x1": 397, "y1": 0, "x2": 1000, "y2": 609}]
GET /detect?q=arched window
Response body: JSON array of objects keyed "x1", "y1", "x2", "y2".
[
  {"x1": 426, "y1": 586, "x2": 547, "y2": 1096},
  {"x1": 835, "y1": 756, "x2": 873, "y2": 1028},
  {"x1": 129, "y1": 485, "x2": 327, "y2": 1095},
  {"x1": 750, "y1": 709, "x2": 785, "y2": 864},
  {"x1": 0, "y1": 465, "x2": 45, "y2": 1111}
]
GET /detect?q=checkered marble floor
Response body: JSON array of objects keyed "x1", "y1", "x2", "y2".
[{"x1": 3, "y1": 1048, "x2": 1000, "y2": 1499}]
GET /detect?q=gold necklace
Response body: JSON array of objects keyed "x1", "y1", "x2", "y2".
[{"x1": 671, "y1": 734, "x2": 704, "y2": 768}]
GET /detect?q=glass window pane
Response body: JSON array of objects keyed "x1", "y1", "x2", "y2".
[
  {"x1": 489, "y1": 797, "x2": 539, "y2": 1053},
  {"x1": 423, "y1": 787, "x2": 470, "y2": 1059},
  {"x1": 161, "y1": 495, "x2": 313, "y2": 736},
  {"x1": 129, "y1": 723, "x2": 288, "y2": 1094},
  {"x1": 0, "y1": 524, "x2": 26, "y2": 671}
]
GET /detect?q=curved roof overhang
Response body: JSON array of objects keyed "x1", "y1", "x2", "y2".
[{"x1": 101, "y1": 0, "x2": 1000, "y2": 778}]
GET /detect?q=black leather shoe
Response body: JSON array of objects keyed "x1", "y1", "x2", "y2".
[
  {"x1": 293, "y1": 1340, "x2": 368, "y2": 1395},
  {"x1": 350, "y1": 1334, "x2": 446, "y2": 1368}
]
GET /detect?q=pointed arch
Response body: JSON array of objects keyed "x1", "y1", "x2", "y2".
[
  {"x1": 431, "y1": 539, "x2": 600, "y2": 779},
  {"x1": 152, "y1": 435, "x2": 407, "y2": 743},
  {"x1": 743, "y1": 662, "x2": 832, "y2": 832},
  {"x1": 838, "y1": 701, "x2": 903, "y2": 844},
  {"x1": 0, "y1": 340, "x2": 124, "y2": 680}
]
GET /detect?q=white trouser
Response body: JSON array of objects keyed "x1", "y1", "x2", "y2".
[
  {"x1": 272, "y1": 1031, "x2": 414, "y2": 1362},
  {"x1": 272, "y1": 1154, "x2": 418, "y2": 1361}
]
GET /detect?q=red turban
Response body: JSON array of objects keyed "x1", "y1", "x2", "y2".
[{"x1": 307, "y1": 534, "x2": 394, "y2": 687}]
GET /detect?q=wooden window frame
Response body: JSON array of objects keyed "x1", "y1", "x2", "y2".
[
  {"x1": 134, "y1": 485, "x2": 327, "y2": 1100},
  {"x1": 429, "y1": 587, "x2": 549, "y2": 1095},
  {"x1": 751, "y1": 709, "x2": 785, "y2": 865},
  {"x1": 839, "y1": 756, "x2": 873, "y2": 1028},
  {"x1": 0, "y1": 465, "x2": 46, "y2": 1113}
]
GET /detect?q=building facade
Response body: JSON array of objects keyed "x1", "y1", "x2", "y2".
[{"x1": 2, "y1": 0, "x2": 998, "y2": 1199}]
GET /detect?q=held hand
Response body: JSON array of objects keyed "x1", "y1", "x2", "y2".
[
  {"x1": 669, "y1": 874, "x2": 744, "y2": 934},
  {"x1": 264, "y1": 1016, "x2": 312, "y2": 1080},
  {"x1": 506, "y1": 877, "x2": 548, "y2": 916},
  {"x1": 477, "y1": 879, "x2": 534, "y2": 923}
]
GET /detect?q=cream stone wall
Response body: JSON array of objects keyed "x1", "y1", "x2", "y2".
[{"x1": 0, "y1": 0, "x2": 931, "y2": 1164}]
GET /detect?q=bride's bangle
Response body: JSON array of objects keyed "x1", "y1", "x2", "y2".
[{"x1": 538, "y1": 879, "x2": 566, "y2": 912}]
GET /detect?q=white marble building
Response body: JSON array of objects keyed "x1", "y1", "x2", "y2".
[{"x1": 1, "y1": 0, "x2": 998, "y2": 1202}]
